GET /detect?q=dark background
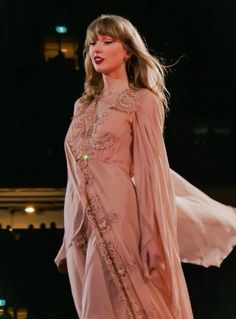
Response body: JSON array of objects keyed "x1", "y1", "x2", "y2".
[
  {"x1": 0, "y1": 0, "x2": 236, "y2": 318},
  {"x1": 0, "y1": 228, "x2": 235, "y2": 319},
  {"x1": 1, "y1": 0, "x2": 235, "y2": 188}
]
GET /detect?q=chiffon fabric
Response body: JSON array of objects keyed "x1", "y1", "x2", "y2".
[{"x1": 55, "y1": 87, "x2": 236, "y2": 319}]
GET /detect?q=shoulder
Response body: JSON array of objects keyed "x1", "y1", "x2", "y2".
[
  {"x1": 73, "y1": 96, "x2": 91, "y2": 117},
  {"x1": 134, "y1": 89, "x2": 164, "y2": 129},
  {"x1": 73, "y1": 97, "x2": 82, "y2": 115},
  {"x1": 136, "y1": 88, "x2": 159, "y2": 105},
  {"x1": 113, "y1": 87, "x2": 158, "y2": 114},
  {"x1": 112, "y1": 87, "x2": 138, "y2": 114},
  {"x1": 135, "y1": 88, "x2": 160, "y2": 115}
]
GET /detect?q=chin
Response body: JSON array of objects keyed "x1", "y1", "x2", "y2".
[
  {"x1": 95, "y1": 68, "x2": 105, "y2": 74},
  {"x1": 93, "y1": 64, "x2": 105, "y2": 73}
]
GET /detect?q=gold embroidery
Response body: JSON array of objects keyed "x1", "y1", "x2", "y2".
[
  {"x1": 97, "y1": 240, "x2": 149, "y2": 319},
  {"x1": 85, "y1": 193, "x2": 119, "y2": 233},
  {"x1": 112, "y1": 88, "x2": 138, "y2": 114},
  {"x1": 66, "y1": 89, "x2": 156, "y2": 318},
  {"x1": 84, "y1": 191, "x2": 149, "y2": 318},
  {"x1": 66, "y1": 88, "x2": 138, "y2": 164},
  {"x1": 93, "y1": 132, "x2": 115, "y2": 150},
  {"x1": 73, "y1": 190, "x2": 154, "y2": 318},
  {"x1": 74, "y1": 229, "x2": 87, "y2": 254}
]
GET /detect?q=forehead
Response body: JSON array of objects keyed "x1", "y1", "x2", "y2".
[
  {"x1": 86, "y1": 19, "x2": 123, "y2": 43},
  {"x1": 87, "y1": 31, "x2": 117, "y2": 42},
  {"x1": 94, "y1": 34, "x2": 114, "y2": 40}
]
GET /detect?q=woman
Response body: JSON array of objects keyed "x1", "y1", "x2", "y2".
[{"x1": 55, "y1": 14, "x2": 236, "y2": 318}]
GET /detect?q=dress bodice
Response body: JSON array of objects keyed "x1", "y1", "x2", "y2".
[{"x1": 65, "y1": 87, "x2": 138, "y2": 176}]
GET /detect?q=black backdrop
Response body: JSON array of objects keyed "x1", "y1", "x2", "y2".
[
  {"x1": 1, "y1": 0, "x2": 235, "y2": 188},
  {"x1": 0, "y1": 0, "x2": 236, "y2": 318},
  {"x1": 0, "y1": 229, "x2": 235, "y2": 318}
]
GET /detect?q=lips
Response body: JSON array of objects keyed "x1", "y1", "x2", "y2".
[{"x1": 94, "y1": 56, "x2": 104, "y2": 64}]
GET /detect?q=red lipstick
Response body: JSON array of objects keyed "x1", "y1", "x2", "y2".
[{"x1": 94, "y1": 56, "x2": 104, "y2": 64}]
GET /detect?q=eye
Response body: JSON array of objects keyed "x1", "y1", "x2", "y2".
[
  {"x1": 89, "y1": 42, "x2": 96, "y2": 46},
  {"x1": 104, "y1": 40, "x2": 113, "y2": 44}
]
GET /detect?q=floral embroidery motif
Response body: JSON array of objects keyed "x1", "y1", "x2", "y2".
[
  {"x1": 87, "y1": 192, "x2": 103, "y2": 211},
  {"x1": 74, "y1": 228, "x2": 87, "y2": 254},
  {"x1": 95, "y1": 87, "x2": 138, "y2": 126},
  {"x1": 92, "y1": 132, "x2": 115, "y2": 150},
  {"x1": 85, "y1": 192, "x2": 119, "y2": 233},
  {"x1": 66, "y1": 89, "x2": 156, "y2": 318},
  {"x1": 98, "y1": 216, "x2": 113, "y2": 232},
  {"x1": 66, "y1": 88, "x2": 138, "y2": 165},
  {"x1": 79, "y1": 163, "x2": 93, "y2": 185},
  {"x1": 84, "y1": 191, "x2": 151, "y2": 319},
  {"x1": 85, "y1": 205, "x2": 97, "y2": 229},
  {"x1": 111, "y1": 88, "x2": 138, "y2": 114},
  {"x1": 97, "y1": 240, "x2": 150, "y2": 319}
]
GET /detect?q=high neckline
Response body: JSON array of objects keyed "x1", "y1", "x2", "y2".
[{"x1": 100, "y1": 77, "x2": 130, "y2": 97}]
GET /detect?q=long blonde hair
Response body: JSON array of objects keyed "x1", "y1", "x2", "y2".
[{"x1": 82, "y1": 14, "x2": 171, "y2": 119}]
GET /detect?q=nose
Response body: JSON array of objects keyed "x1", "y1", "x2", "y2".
[{"x1": 93, "y1": 41, "x2": 103, "y2": 53}]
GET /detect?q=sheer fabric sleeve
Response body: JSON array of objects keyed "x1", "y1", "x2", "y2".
[
  {"x1": 54, "y1": 236, "x2": 67, "y2": 273},
  {"x1": 54, "y1": 97, "x2": 82, "y2": 273},
  {"x1": 171, "y1": 169, "x2": 236, "y2": 267},
  {"x1": 132, "y1": 90, "x2": 192, "y2": 316}
]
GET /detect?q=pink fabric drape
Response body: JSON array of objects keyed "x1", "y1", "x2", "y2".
[
  {"x1": 55, "y1": 88, "x2": 236, "y2": 318},
  {"x1": 132, "y1": 91, "x2": 193, "y2": 317},
  {"x1": 171, "y1": 169, "x2": 236, "y2": 267}
]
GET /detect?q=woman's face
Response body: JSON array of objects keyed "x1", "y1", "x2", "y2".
[{"x1": 89, "y1": 34, "x2": 129, "y2": 77}]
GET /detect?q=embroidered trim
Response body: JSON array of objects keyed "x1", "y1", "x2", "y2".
[
  {"x1": 66, "y1": 88, "x2": 138, "y2": 163},
  {"x1": 74, "y1": 228, "x2": 87, "y2": 254},
  {"x1": 66, "y1": 88, "x2": 157, "y2": 317},
  {"x1": 92, "y1": 132, "x2": 115, "y2": 150},
  {"x1": 85, "y1": 191, "x2": 151, "y2": 319},
  {"x1": 97, "y1": 239, "x2": 149, "y2": 319},
  {"x1": 111, "y1": 88, "x2": 138, "y2": 114},
  {"x1": 85, "y1": 193, "x2": 120, "y2": 233}
]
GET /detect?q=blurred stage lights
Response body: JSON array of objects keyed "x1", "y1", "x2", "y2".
[
  {"x1": 25, "y1": 206, "x2": 35, "y2": 214},
  {"x1": 55, "y1": 26, "x2": 68, "y2": 34},
  {"x1": 0, "y1": 299, "x2": 6, "y2": 306}
]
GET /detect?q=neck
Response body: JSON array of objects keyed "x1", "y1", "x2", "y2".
[{"x1": 102, "y1": 75, "x2": 129, "y2": 95}]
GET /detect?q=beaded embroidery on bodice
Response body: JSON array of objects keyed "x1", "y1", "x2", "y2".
[{"x1": 66, "y1": 87, "x2": 138, "y2": 163}]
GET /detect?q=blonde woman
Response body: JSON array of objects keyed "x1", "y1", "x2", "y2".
[{"x1": 55, "y1": 14, "x2": 236, "y2": 319}]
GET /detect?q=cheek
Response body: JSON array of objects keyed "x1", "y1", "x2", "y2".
[{"x1": 107, "y1": 48, "x2": 124, "y2": 63}]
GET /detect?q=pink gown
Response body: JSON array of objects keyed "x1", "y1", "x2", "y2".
[{"x1": 55, "y1": 87, "x2": 236, "y2": 319}]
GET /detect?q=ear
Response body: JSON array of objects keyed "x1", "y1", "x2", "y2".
[
  {"x1": 125, "y1": 51, "x2": 132, "y2": 59},
  {"x1": 124, "y1": 52, "x2": 132, "y2": 63}
]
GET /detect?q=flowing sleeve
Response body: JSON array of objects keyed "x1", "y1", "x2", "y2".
[
  {"x1": 132, "y1": 90, "x2": 192, "y2": 316},
  {"x1": 54, "y1": 97, "x2": 82, "y2": 273},
  {"x1": 171, "y1": 169, "x2": 236, "y2": 267},
  {"x1": 54, "y1": 236, "x2": 67, "y2": 273}
]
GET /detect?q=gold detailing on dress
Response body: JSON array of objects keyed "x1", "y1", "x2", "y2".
[
  {"x1": 82, "y1": 152, "x2": 89, "y2": 161},
  {"x1": 84, "y1": 190, "x2": 153, "y2": 319},
  {"x1": 85, "y1": 193, "x2": 120, "y2": 233},
  {"x1": 97, "y1": 239, "x2": 153, "y2": 319},
  {"x1": 66, "y1": 88, "x2": 156, "y2": 318},
  {"x1": 66, "y1": 87, "x2": 138, "y2": 165},
  {"x1": 74, "y1": 228, "x2": 87, "y2": 254}
]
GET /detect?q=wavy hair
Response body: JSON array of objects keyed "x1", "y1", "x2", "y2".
[{"x1": 82, "y1": 14, "x2": 171, "y2": 120}]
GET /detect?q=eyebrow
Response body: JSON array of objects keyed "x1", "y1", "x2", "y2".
[
  {"x1": 88, "y1": 34, "x2": 115, "y2": 43},
  {"x1": 99, "y1": 35, "x2": 113, "y2": 39}
]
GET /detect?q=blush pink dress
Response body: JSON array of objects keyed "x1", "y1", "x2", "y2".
[{"x1": 55, "y1": 87, "x2": 236, "y2": 319}]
